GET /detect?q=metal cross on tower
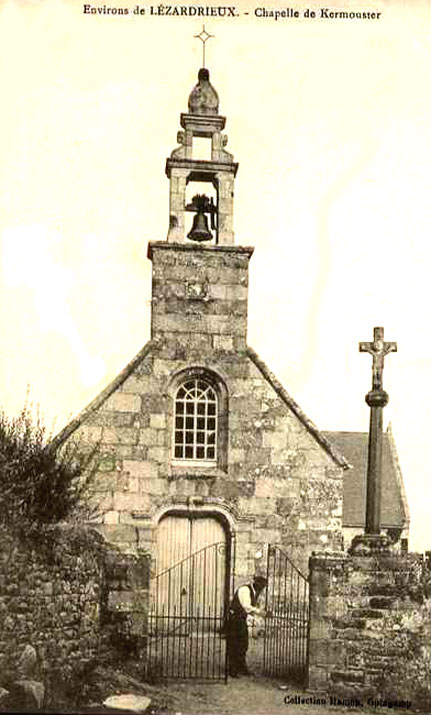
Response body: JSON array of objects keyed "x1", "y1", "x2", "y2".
[
  {"x1": 194, "y1": 25, "x2": 214, "y2": 68},
  {"x1": 359, "y1": 326, "x2": 397, "y2": 535}
]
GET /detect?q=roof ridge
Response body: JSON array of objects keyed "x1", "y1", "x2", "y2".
[{"x1": 323, "y1": 430, "x2": 367, "y2": 436}]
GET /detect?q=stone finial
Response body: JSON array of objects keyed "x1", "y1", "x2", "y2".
[{"x1": 188, "y1": 68, "x2": 219, "y2": 116}]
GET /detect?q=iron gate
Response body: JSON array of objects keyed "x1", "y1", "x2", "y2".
[
  {"x1": 263, "y1": 545, "x2": 309, "y2": 684},
  {"x1": 145, "y1": 541, "x2": 230, "y2": 680}
]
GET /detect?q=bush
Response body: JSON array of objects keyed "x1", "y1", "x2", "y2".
[
  {"x1": 0, "y1": 404, "x2": 99, "y2": 535},
  {"x1": 379, "y1": 602, "x2": 431, "y2": 711}
]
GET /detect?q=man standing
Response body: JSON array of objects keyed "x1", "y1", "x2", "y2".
[{"x1": 226, "y1": 575, "x2": 268, "y2": 677}]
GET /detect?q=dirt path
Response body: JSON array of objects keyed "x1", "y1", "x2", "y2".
[
  {"x1": 151, "y1": 675, "x2": 398, "y2": 715},
  {"x1": 78, "y1": 662, "x2": 416, "y2": 715},
  {"x1": 146, "y1": 639, "x2": 415, "y2": 715}
]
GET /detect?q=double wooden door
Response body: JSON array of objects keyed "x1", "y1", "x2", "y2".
[
  {"x1": 147, "y1": 514, "x2": 229, "y2": 679},
  {"x1": 155, "y1": 514, "x2": 227, "y2": 620}
]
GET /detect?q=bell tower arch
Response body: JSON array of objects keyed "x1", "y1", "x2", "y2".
[
  {"x1": 165, "y1": 68, "x2": 238, "y2": 245},
  {"x1": 147, "y1": 64, "x2": 253, "y2": 349}
]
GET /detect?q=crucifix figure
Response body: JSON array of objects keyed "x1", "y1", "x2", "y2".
[
  {"x1": 359, "y1": 326, "x2": 397, "y2": 536},
  {"x1": 359, "y1": 326, "x2": 397, "y2": 391},
  {"x1": 194, "y1": 25, "x2": 214, "y2": 68}
]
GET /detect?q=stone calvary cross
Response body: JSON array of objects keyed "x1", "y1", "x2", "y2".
[
  {"x1": 359, "y1": 326, "x2": 397, "y2": 536},
  {"x1": 359, "y1": 326, "x2": 397, "y2": 391}
]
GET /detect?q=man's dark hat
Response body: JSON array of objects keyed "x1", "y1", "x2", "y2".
[{"x1": 253, "y1": 576, "x2": 268, "y2": 588}]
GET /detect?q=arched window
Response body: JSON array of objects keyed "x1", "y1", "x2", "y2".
[{"x1": 173, "y1": 378, "x2": 217, "y2": 462}]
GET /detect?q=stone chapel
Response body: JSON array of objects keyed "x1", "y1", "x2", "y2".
[{"x1": 55, "y1": 67, "x2": 409, "y2": 579}]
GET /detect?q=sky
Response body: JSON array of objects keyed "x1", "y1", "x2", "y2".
[{"x1": 1, "y1": 0, "x2": 431, "y2": 552}]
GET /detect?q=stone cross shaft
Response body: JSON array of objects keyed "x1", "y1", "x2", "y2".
[
  {"x1": 359, "y1": 326, "x2": 397, "y2": 391},
  {"x1": 359, "y1": 326, "x2": 397, "y2": 536}
]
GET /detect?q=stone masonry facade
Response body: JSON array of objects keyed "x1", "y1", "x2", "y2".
[{"x1": 60, "y1": 242, "x2": 347, "y2": 578}]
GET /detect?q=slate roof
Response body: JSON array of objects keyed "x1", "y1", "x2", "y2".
[{"x1": 323, "y1": 429, "x2": 409, "y2": 529}]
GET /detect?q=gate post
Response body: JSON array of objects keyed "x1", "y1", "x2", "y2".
[
  {"x1": 308, "y1": 551, "x2": 348, "y2": 692},
  {"x1": 104, "y1": 549, "x2": 151, "y2": 662}
]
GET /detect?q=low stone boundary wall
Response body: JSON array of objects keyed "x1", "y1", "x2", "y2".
[
  {"x1": 0, "y1": 525, "x2": 150, "y2": 709},
  {"x1": 308, "y1": 547, "x2": 431, "y2": 709}
]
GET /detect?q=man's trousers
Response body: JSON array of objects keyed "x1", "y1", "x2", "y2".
[{"x1": 226, "y1": 614, "x2": 249, "y2": 676}]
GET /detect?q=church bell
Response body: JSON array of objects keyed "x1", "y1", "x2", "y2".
[{"x1": 187, "y1": 207, "x2": 213, "y2": 242}]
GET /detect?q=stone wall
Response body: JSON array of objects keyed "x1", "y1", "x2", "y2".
[
  {"x1": 308, "y1": 545, "x2": 431, "y2": 710},
  {"x1": 0, "y1": 525, "x2": 150, "y2": 709}
]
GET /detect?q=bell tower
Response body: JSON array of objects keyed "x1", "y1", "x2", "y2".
[
  {"x1": 166, "y1": 68, "x2": 238, "y2": 245},
  {"x1": 148, "y1": 66, "x2": 253, "y2": 352}
]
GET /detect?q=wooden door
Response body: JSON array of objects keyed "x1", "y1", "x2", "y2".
[
  {"x1": 147, "y1": 514, "x2": 229, "y2": 679},
  {"x1": 155, "y1": 514, "x2": 226, "y2": 621},
  {"x1": 190, "y1": 517, "x2": 226, "y2": 619}
]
